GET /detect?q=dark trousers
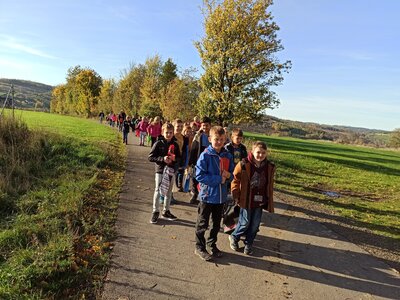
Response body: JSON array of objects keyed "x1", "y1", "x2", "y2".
[
  {"x1": 191, "y1": 176, "x2": 199, "y2": 196},
  {"x1": 176, "y1": 167, "x2": 184, "y2": 189},
  {"x1": 123, "y1": 131, "x2": 128, "y2": 144},
  {"x1": 195, "y1": 202, "x2": 224, "y2": 251},
  {"x1": 151, "y1": 136, "x2": 157, "y2": 147}
]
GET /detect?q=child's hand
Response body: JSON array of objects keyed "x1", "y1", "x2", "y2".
[
  {"x1": 164, "y1": 156, "x2": 171, "y2": 164},
  {"x1": 222, "y1": 170, "x2": 231, "y2": 179},
  {"x1": 221, "y1": 176, "x2": 227, "y2": 184}
]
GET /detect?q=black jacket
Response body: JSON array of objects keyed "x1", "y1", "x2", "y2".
[
  {"x1": 188, "y1": 131, "x2": 209, "y2": 166},
  {"x1": 148, "y1": 136, "x2": 181, "y2": 174},
  {"x1": 224, "y1": 142, "x2": 248, "y2": 165}
]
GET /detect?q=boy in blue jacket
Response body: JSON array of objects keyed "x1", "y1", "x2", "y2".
[{"x1": 194, "y1": 126, "x2": 234, "y2": 261}]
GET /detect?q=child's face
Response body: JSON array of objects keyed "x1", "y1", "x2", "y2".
[
  {"x1": 163, "y1": 129, "x2": 174, "y2": 141},
  {"x1": 252, "y1": 146, "x2": 267, "y2": 163},
  {"x1": 174, "y1": 123, "x2": 184, "y2": 134},
  {"x1": 183, "y1": 127, "x2": 192, "y2": 136},
  {"x1": 210, "y1": 133, "x2": 226, "y2": 152},
  {"x1": 201, "y1": 122, "x2": 211, "y2": 134},
  {"x1": 231, "y1": 134, "x2": 243, "y2": 146}
]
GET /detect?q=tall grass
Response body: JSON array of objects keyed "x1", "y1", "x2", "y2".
[
  {"x1": 0, "y1": 116, "x2": 46, "y2": 212},
  {"x1": 0, "y1": 110, "x2": 125, "y2": 299}
]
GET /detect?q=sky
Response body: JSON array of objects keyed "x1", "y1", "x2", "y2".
[{"x1": 0, "y1": 0, "x2": 399, "y2": 131}]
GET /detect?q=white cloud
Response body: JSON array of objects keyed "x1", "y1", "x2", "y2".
[{"x1": 0, "y1": 34, "x2": 57, "y2": 59}]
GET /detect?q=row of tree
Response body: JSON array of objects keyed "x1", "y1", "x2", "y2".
[
  {"x1": 50, "y1": 56, "x2": 201, "y2": 121},
  {"x1": 51, "y1": 0, "x2": 290, "y2": 126}
]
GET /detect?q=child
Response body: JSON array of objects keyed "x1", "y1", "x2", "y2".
[
  {"x1": 183, "y1": 123, "x2": 195, "y2": 151},
  {"x1": 147, "y1": 116, "x2": 162, "y2": 146},
  {"x1": 194, "y1": 126, "x2": 234, "y2": 261},
  {"x1": 173, "y1": 119, "x2": 189, "y2": 192},
  {"x1": 148, "y1": 123, "x2": 181, "y2": 224},
  {"x1": 224, "y1": 128, "x2": 247, "y2": 167},
  {"x1": 223, "y1": 127, "x2": 231, "y2": 144},
  {"x1": 188, "y1": 116, "x2": 212, "y2": 204},
  {"x1": 137, "y1": 117, "x2": 149, "y2": 146},
  {"x1": 223, "y1": 128, "x2": 248, "y2": 232},
  {"x1": 122, "y1": 116, "x2": 131, "y2": 145},
  {"x1": 228, "y1": 141, "x2": 276, "y2": 255}
]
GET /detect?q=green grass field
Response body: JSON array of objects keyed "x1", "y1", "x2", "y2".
[
  {"x1": 246, "y1": 132, "x2": 400, "y2": 239},
  {"x1": 0, "y1": 110, "x2": 125, "y2": 299}
]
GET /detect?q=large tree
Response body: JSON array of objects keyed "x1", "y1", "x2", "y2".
[
  {"x1": 139, "y1": 55, "x2": 163, "y2": 118},
  {"x1": 114, "y1": 64, "x2": 146, "y2": 115},
  {"x1": 75, "y1": 69, "x2": 102, "y2": 117},
  {"x1": 98, "y1": 79, "x2": 116, "y2": 114},
  {"x1": 195, "y1": 0, "x2": 290, "y2": 125},
  {"x1": 159, "y1": 69, "x2": 201, "y2": 121}
]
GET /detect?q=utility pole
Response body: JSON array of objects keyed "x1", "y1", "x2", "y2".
[{"x1": 11, "y1": 84, "x2": 15, "y2": 118}]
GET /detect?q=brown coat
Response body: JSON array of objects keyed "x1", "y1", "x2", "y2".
[{"x1": 231, "y1": 160, "x2": 276, "y2": 213}]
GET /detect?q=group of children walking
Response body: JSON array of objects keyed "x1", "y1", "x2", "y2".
[{"x1": 107, "y1": 113, "x2": 276, "y2": 261}]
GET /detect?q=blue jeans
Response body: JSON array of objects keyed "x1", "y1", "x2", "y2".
[{"x1": 231, "y1": 207, "x2": 263, "y2": 245}]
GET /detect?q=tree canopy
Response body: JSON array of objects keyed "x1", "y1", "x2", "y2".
[
  {"x1": 50, "y1": 66, "x2": 102, "y2": 117},
  {"x1": 50, "y1": 57, "x2": 200, "y2": 121},
  {"x1": 195, "y1": 0, "x2": 291, "y2": 125}
]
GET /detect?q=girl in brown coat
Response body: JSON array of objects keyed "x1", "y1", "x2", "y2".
[{"x1": 228, "y1": 141, "x2": 276, "y2": 255}]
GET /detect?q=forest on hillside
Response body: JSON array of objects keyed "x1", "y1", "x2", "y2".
[{"x1": 0, "y1": 78, "x2": 52, "y2": 110}]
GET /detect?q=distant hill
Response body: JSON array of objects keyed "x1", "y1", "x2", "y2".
[
  {"x1": 0, "y1": 78, "x2": 53, "y2": 110},
  {"x1": 239, "y1": 115, "x2": 391, "y2": 148}
]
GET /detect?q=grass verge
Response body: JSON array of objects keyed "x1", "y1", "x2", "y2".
[{"x1": 0, "y1": 110, "x2": 126, "y2": 299}]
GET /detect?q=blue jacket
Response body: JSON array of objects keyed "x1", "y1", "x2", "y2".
[{"x1": 195, "y1": 145, "x2": 234, "y2": 204}]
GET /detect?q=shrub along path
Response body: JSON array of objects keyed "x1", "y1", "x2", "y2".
[{"x1": 101, "y1": 135, "x2": 400, "y2": 300}]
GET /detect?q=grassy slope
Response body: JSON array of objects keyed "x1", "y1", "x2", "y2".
[
  {"x1": 246, "y1": 133, "x2": 400, "y2": 239},
  {"x1": 0, "y1": 110, "x2": 125, "y2": 299}
]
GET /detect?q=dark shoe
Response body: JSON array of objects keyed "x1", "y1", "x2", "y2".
[
  {"x1": 209, "y1": 246, "x2": 223, "y2": 258},
  {"x1": 194, "y1": 249, "x2": 212, "y2": 261},
  {"x1": 244, "y1": 244, "x2": 253, "y2": 255},
  {"x1": 189, "y1": 194, "x2": 199, "y2": 204},
  {"x1": 162, "y1": 210, "x2": 177, "y2": 220},
  {"x1": 229, "y1": 235, "x2": 239, "y2": 251},
  {"x1": 150, "y1": 212, "x2": 159, "y2": 224}
]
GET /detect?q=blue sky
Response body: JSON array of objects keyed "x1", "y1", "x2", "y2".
[{"x1": 0, "y1": 0, "x2": 399, "y2": 131}]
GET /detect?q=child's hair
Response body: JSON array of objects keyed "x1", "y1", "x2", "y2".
[
  {"x1": 210, "y1": 126, "x2": 226, "y2": 137},
  {"x1": 173, "y1": 119, "x2": 183, "y2": 126},
  {"x1": 252, "y1": 140, "x2": 267, "y2": 150},
  {"x1": 201, "y1": 116, "x2": 212, "y2": 124},
  {"x1": 162, "y1": 123, "x2": 174, "y2": 132},
  {"x1": 231, "y1": 128, "x2": 243, "y2": 137}
]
